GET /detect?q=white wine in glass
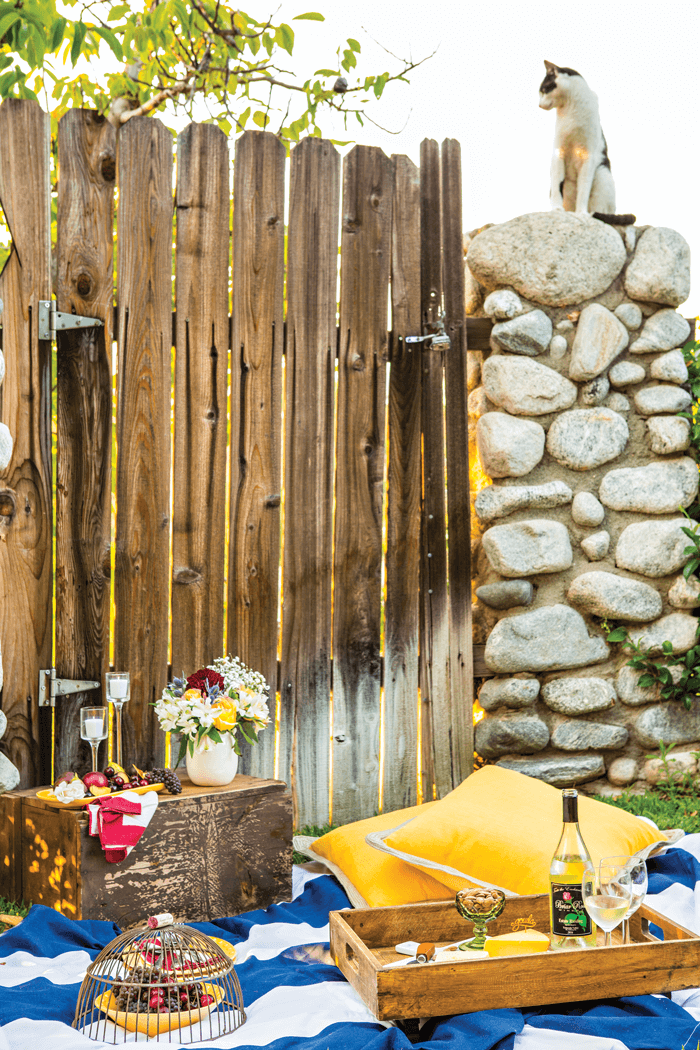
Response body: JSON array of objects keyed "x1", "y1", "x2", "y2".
[
  {"x1": 601, "y1": 855, "x2": 648, "y2": 943},
  {"x1": 582, "y1": 862, "x2": 632, "y2": 946}
]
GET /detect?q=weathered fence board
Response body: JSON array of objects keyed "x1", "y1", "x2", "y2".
[
  {"x1": 0, "y1": 99, "x2": 52, "y2": 786},
  {"x1": 280, "y1": 137, "x2": 339, "y2": 826},
  {"x1": 172, "y1": 124, "x2": 230, "y2": 674},
  {"x1": 441, "y1": 138, "x2": 474, "y2": 785},
  {"x1": 332, "y1": 146, "x2": 393, "y2": 823},
  {"x1": 114, "y1": 117, "x2": 173, "y2": 770},
  {"x1": 383, "y1": 154, "x2": 422, "y2": 812},
  {"x1": 55, "y1": 110, "x2": 116, "y2": 776},
  {"x1": 418, "y1": 138, "x2": 450, "y2": 800},
  {"x1": 228, "y1": 131, "x2": 285, "y2": 779}
]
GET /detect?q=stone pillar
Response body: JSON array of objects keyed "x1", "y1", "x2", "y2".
[{"x1": 467, "y1": 212, "x2": 696, "y2": 793}]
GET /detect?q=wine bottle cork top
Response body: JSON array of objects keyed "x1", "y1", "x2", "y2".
[{"x1": 147, "y1": 913, "x2": 174, "y2": 929}]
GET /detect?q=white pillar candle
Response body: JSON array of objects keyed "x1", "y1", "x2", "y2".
[
  {"x1": 84, "y1": 717, "x2": 104, "y2": 737},
  {"x1": 109, "y1": 679, "x2": 129, "y2": 698}
]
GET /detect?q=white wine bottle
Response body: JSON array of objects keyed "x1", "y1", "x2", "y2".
[{"x1": 549, "y1": 788, "x2": 597, "y2": 949}]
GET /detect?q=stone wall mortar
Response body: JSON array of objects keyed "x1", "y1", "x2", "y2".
[{"x1": 467, "y1": 212, "x2": 697, "y2": 791}]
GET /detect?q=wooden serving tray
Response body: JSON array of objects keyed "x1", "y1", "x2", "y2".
[
  {"x1": 330, "y1": 894, "x2": 700, "y2": 1020},
  {"x1": 36, "y1": 784, "x2": 164, "y2": 809}
]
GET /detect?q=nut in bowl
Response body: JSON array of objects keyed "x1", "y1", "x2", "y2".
[{"x1": 455, "y1": 887, "x2": 507, "y2": 951}]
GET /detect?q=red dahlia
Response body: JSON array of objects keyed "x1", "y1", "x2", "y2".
[{"x1": 186, "y1": 668, "x2": 225, "y2": 694}]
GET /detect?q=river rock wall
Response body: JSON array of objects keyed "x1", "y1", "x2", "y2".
[{"x1": 466, "y1": 211, "x2": 697, "y2": 795}]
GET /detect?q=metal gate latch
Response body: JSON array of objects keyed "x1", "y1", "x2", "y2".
[
  {"x1": 38, "y1": 300, "x2": 103, "y2": 341},
  {"x1": 405, "y1": 310, "x2": 451, "y2": 352},
  {"x1": 39, "y1": 668, "x2": 101, "y2": 707}
]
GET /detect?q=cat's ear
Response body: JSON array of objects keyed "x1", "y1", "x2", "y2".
[{"x1": 544, "y1": 60, "x2": 557, "y2": 74}]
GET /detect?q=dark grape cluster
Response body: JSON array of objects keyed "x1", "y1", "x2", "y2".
[
  {"x1": 111, "y1": 967, "x2": 213, "y2": 1014},
  {"x1": 151, "y1": 768, "x2": 183, "y2": 795},
  {"x1": 101, "y1": 766, "x2": 182, "y2": 794}
]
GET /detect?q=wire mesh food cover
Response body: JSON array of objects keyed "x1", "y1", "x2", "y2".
[{"x1": 73, "y1": 915, "x2": 246, "y2": 1043}]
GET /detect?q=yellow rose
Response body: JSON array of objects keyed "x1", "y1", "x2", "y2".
[
  {"x1": 182, "y1": 688, "x2": 203, "y2": 702},
  {"x1": 213, "y1": 697, "x2": 238, "y2": 731}
]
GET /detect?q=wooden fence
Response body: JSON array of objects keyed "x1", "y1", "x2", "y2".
[{"x1": 0, "y1": 99, "x2": 477, "y2": 827}]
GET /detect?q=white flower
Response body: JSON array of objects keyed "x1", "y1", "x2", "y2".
[{"x1": 53, "y1": 778, "x2": 87, "y2": 803}]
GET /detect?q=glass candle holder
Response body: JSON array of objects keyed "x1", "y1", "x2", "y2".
[
  {"x1": 80, "y1": 707, "x2": 108, "y2": 773},
  {"x1": 105, "y1": 672, "x2": 130, "y2": 768}
]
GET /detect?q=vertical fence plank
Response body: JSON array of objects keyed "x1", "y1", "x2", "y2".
[
  {"x1": 383, "y1": 154, "x2": 421, "y2": 812},
  {"x1": 115, "y1": 118, "x2": 173, "y2": 770},
  {"x1": 281, "y1": 138, "x2": 339, "y2": 826},
  {"x1": 55, "y1": 110, "x2": 115, "y2": 776},
  {"x1": 0, "y1": 100, "x2": 52, "y2": 786},
  {"x1": 332, "y1": 146, "x2": 392, "y2": 823},
  {"x1": 441, "y1": 138, "x2": 473, "y2": 786},
  {"x1": 419, "y1": 138, "x2": 450, "y2": 800},
  {"x1": 172, "y1": 124, "x2": 230, "y2": 676},
  {"x1": 228, "y1": 131, "x2": 285, "y2": 779}
]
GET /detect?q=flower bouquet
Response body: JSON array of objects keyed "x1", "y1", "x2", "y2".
[{"x1": 154, "y1": 657, "x2": 270, "y2": 768}]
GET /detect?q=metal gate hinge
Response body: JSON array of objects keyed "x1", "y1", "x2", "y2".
[
  {"x1": 39, "y1": 668, "x2": 101, "y2": 707},
  {"x1": 38, "y1": 301, "x2": 103, "y2": 341}
]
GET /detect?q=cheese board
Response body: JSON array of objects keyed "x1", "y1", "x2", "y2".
[{"x1": 35, "y1": 784, "x2": 164, "y2": 809}]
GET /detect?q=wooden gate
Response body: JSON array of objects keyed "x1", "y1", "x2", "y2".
[{"x1": 0, "y1": 99, "x2": 475, "y2": 826}]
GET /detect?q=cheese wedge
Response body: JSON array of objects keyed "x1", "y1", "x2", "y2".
[{"x1": 483, "y1": 930, "x2": 549, "y2": 957}]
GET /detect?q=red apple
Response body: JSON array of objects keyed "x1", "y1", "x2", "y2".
[{"x1": 82, "y1": 771, "x2": 109, "y2": 789}]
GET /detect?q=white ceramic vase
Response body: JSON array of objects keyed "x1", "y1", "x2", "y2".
[{"x1": 185, "y1": 735, "x2": 238, "y2": 787}]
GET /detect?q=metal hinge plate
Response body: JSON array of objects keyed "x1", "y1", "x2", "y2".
[
  {"x1": 39, "y1": 667, "x2": 101, "y2": 707},
  {"x1": 38, "y1": 301, "x2": 103, "y2": 341}
]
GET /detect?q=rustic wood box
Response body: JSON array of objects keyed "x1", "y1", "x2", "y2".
[
  {"x1": 330, "y1": 893, "x2": 700, "y2": 1020},
  {"x1": 0, "y1": 774, "x2": 292, "y2": 925}
]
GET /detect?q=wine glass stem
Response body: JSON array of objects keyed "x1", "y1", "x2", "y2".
[
  {"x1": 604, "y1": 930, "x2": 611, "y2": 947},
  {"x1": 623, "y1": 918, "x2": 630, "y2": 944},
  {"x1": 115, "y1": 702, "x2": 123, "y2": 767},
  {"x1": 90, "y1": 742, "x2": 99, "y2": 773}
]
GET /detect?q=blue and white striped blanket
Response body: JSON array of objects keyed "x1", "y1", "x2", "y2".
[{"x1": 4, "y1": 837, "x2": 700, "y2": 1050}]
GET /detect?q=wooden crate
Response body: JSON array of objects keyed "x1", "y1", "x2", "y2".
[
  {"x1": 0, "y1": 774, "x2": 292, "y2": 925},
  {"x1": 330, "y1": 893, "x2": 700, "y2": 1020}
]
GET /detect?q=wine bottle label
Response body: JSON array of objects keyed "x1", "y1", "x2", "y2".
[{"x1": 550, "y1": 883, "x2": 592, "y2": 937}]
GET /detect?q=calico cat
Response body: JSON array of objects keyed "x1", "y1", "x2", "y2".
[{"x1": 539, "y1": 61, "x2": 635, "y2": 225}]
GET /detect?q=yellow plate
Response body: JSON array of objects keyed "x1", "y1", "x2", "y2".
[
  {"x1": 95, "y1": 983, "x2": 223, "y2": 1035},
  {"x1": 36, "y1": 784, "x2": 164, "y2": 809}
]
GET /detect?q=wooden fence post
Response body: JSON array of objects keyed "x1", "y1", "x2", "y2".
[
  {"x1": 280, "y1": 137, "x2": 339, "y2": 827},
  {"x1": 54, "y1": 110, "x2": 115, "y2": 776},
  {"x1": 172, "y1": 123, "x2": 230, "y2": 675},
  {"x1": 114, "y1": 117, "x2": 173, "y2": 770},
  {"x1": 0, "y1": 99, "x2": 52, "y2": 786},
  {"x1": 332, "y1": 146, "x2": 393, "y2": 823},
  {"x1": 228, "y1": 131, "x2": 285, "y2": 780}
]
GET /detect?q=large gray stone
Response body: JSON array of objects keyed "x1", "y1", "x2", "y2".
[
  {"x1": 572, "y1": 492, "x2": 605, "y2": 526},
  {"x1": 643, "y1": 751, "x2": 697, "y2": 785},
  {"x1": 482, "y1": 356, "x2": 577, "y2": 416},
  {"x1": 484, "y1": 604, "x2": 609, "y2": 673},
  {"x1": 476, "y1": 581, "x2": 535, "y2": 610},
  {"x1": 599, "y1": 459, "x2": 699, "y2": 514},
  {"x1": 650, "y1": 350, "x2": 689, "y2": 384},
  {"x1": 546, "y1": 408, "x2": 628, "y2": 471},
  {"x1": 467, "y1": 211, "x2": 626, "y2": 307},
  {"x1": 606, "y1": 393, "x2": 630, "y2": 413},
  {"x1": 668, "y1": 575, "x2": 700, "y2": 609},
  {"x1": 624, "y1": 227, "x2": 691, "y2": 307},
  {"x1": 614, "y1": 303, "x2": 643, "y2": 330},
  {"x1": 629, "y1": 613, "x2": 699, "y2": 655},
  {"x1": 468, "y1": 385, "x2": 493, "y2": 421},
  {"x1": 634, "y1": 385, "x2": 692, "y2": 416},
  {"x1": 608, "y1": 757, "x2": 639, "y2": 786},
  {"x1": 581, "y1": 530, "x2": 611, "y2": 561},
  {"x1": 475, "y1": 713, "x2": 550, "y2": 758},
  {"x1": 478, "y1": 676, "x2": 540, "y2": 711},
  {"x1": 609, "y1": 361, "x2": 646, "y2": 388},
  {"x1": 567, "y1": 571, "x2": 662, "y2": 622},
  {"x1": 483, "y1": 289, "x2": 524, "y2": 320},
  {"x1": 630, "y1": 310, "x2": 691, "y2": 353},
  {"x1": 615, "y1": 518, "x2": 691, "y2": 577},
  {"x1": 551, "y1": 721, "x2": 629, "y2": 751},
  {"x1": 495, "y1": 754, "x2": 605, "y2": 786},
  {"x1": 482, "y1": 520, "x2": 573, "y2": 577},
  {"x1": 580, "y1": 376, "x2": 610, "y2": 406},
  {"x1": 636, "y1": 705, "x2": 700, "y2": 748},
  {"x1": 0, "y1": 753, "x2": 20, "y2": 794},
  {"x1": 647, "y1": 416, "x2": 691, "y2": 455},
  {"x1": 474, "y1": 480, "x2": 573, "y2": 524},
  {"x1": 491, "y1": 310, "x2": 552, "y2": 357},
  {"x1": 0, "y1": 423, "x2": 12, "y2": 473},
  {"x1": 569, "y1": 304, "x2": 629, "y2": 381},
  {"x1": 476, "y1": 413, "x2": 545, "y2": 478},
  {"x1": 616, "y1": 664, "x2": 683, "y2": 706},
  {"x1": 541, "y1": 677, "x2": 616, "y2": 716}
]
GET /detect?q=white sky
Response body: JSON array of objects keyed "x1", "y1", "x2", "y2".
[{"x1": 276, "y1": 0, "x2": 700, "y2": 317}]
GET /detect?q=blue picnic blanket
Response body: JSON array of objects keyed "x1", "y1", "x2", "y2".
[{"x1": 3, "y1": 838, "x2": 700, "y2": 1049}]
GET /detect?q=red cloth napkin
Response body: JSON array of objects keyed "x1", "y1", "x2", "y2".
[{"x1": 87, "y1": 790, "x2": 159, "y2": 863}]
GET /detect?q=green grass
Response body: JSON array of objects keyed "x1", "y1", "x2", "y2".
[
  {"x1": 595, "y1": 786, "x2": 700, "y2": 835},
  {"x1": 0, "y1": 896, "x2": 31, "y2": 932},
  {"x1": 292, "y1": 823, "x2": 337, "y2": 865}
]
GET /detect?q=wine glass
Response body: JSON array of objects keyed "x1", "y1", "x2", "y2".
[
  {"x1": 105, "y1": 671, "x2": 130, "y2": 768},
  {"x1": 601, "y1": 855, "x2": 648, "y2": 944},
  {"x1": 454, "y1": 887, "x2": 506, "y2": 950},
  {"x1": 582, "y1": 862, "x2": 632, "y2": 946},
  {"x1": 80, "y1": 707, "x2": 108, "y2": 773}
]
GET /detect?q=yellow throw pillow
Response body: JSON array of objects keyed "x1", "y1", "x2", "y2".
[
  {"x1": 372, "y1": 765, "x2": 666, "y2": 896},
  {"x1": 302, "y1": 802, "x2": 454, "y2": 908}
]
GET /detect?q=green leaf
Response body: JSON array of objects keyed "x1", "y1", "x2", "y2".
[
  {"x1": 92, "y1": 25, "x2": 123, "y2": 60},
  {"x1": 347, "y1": 37, "x2": 361, "y2": 51},
  {"x1": 0, "y1": 11, "x2": 21, "y2": 39},
  {"x1": 606, "y1": 627, "x2": 628, "y2": 643},
  {"x1": 293, "y1": 11, "x2": 325, "y2": 19},
  {"x1": 278, "y1": 22, "x2": 294, "y2": 54},
  {"x1": 662, "y1": 641, "x2": 674, "y2": 654},
  {"x1": 48, "y1": 17, "x2": 66, "y2": 51},
  {"x1": 252, "y1": 110, "x2": 268, "y2": 127},
  {"x1": 314, "y1": 68, "x2": 339, "y2": 76},
  {"x1": 108, "y1": 3, "x2": 131, "y2": 21},
  {"x1": 70, "y1": 21, "x2": 86, "y2": 67},
  {"x1": 176, "y1": 736, "x2": 188, "y2": 767},
  {"x1": 638, "y1": 673, "x2": 657, "y2": 688},
  {"x1": 208, "y1": 727, "x2": 222, "y2": 744}
]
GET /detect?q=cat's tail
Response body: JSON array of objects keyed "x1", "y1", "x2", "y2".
[{"x1": 593, "y1": 212, "x2": 636, "y2": 226}]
